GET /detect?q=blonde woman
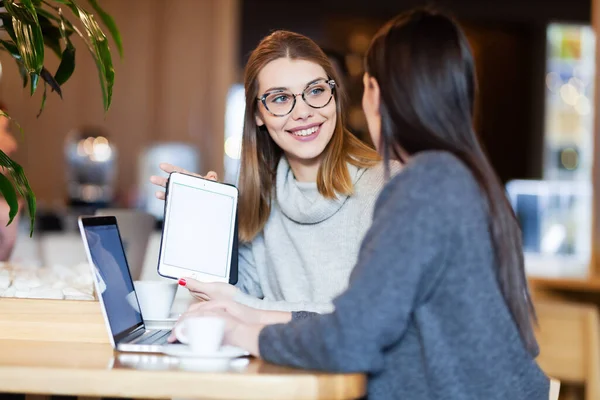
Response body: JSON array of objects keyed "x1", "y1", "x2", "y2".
[{"x1": 152, "y1": 31, "x2": 398, "y2": 321}]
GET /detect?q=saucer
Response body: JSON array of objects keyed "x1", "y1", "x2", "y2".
[{"x1": 162, "y1": 344, "x2": 249, "y2": 359}]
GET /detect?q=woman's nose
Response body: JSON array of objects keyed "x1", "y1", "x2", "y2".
[{"x1": 291, "y1": 95, "x2": 313, "y2": 120}]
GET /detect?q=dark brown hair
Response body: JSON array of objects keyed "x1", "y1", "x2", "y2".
[
  {"x1": 365, "y1": 9, "x2": 538, "y2": 355},
  {"x1": 238, "y1": 30, "x2": 380, "y2": 242}
]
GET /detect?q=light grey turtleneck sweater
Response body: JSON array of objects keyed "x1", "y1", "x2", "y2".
[{"x1": 234, "y1": 157, "x2": 398, "y2": 313}]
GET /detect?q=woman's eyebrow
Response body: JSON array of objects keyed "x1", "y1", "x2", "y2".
[
  {"x1": 263, "y1": 77, "x2": 328, "y2": 94},
  {"x1": 304, "y1": 77, "x2": 328, "y2": 87}
]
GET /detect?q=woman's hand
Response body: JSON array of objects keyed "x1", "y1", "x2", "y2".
[
  {"x1": 167, "y1": 300, "x2": 268, "y2": 357},
  {"x1": 182, "y1": 298, "x2": 292, "y2": 325},
  {"x1": 179, "y1": 277, "x2": 239, "y2": 302},
  {"x1": 185, "y1": 300, "x2": 260, "y2": 324},
  {"x1": 167, "y1": 306, "x2": 241, "y2": 343},
  {"x1": 149, "y1": 163, "x2": 218, "y2": 200}
]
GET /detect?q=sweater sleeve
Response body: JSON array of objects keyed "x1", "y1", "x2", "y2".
[
  {"x1": 233, "y1": 241, "x2": 334, "y2": 314},
  {"x1": 258, "y1": 153, "x2": 473, "y2": 373},
  {"x1": 234, "y1": 241, "x2": 264, "y2": 299}
]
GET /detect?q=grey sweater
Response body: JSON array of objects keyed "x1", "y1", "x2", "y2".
[
  {"x1": 234, "y1": 157, "x2": 398, "y2": 313},
  {"x1": 259, "y1": 152, "x2": 549, "y2": 400}
]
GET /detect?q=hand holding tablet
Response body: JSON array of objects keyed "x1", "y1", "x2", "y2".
[
  {"x1": 177, "y1": 277, "x2": 239, "y2": 302},
  {"x1": 149, "y1": 163, "x2": 218, "y2": 200},
  {"x1": 157, "y1": 171, "x2": 239, "y2": 284}
]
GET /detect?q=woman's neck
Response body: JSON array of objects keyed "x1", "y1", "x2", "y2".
[{"x1": 285, "y1": 153, "x2": 322, "y2": 182}]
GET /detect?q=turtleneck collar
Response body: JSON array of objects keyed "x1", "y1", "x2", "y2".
[{"x1": 275, "y1": 156, "x2": 364, "y2": 224}]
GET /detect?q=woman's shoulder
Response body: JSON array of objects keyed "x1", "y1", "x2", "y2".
[
  {"x1": 355, "y1": 159, "x2": 403, "y2": 189},
  {"x1": 384, "y1": 151, "x2": 482, "y2": 205},
  {"x1": 409, "y1": 150, "x2": 469, "y2": 172},
  {"x1": 370, "y1": 159, "x2": 403, "y2": 176},
  {"x1": 400, "y1": 151, "x2": 475, "y2": 186}
]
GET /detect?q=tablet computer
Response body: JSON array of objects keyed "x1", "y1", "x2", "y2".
[{"x1": 157, "y1": 171, "x2": 239, "y2": 283}]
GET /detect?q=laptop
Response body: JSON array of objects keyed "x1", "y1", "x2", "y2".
[
  {"x1": 78, "y1": 215, "x2": 172, "y2": 353},
  {"x1": 95, "y1": 209, "x2": 155, "y2": 280}
]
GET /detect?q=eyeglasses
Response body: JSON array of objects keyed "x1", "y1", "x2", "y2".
[{"x1": 258, "y1": 79, "x2": 336, "y2": 117}]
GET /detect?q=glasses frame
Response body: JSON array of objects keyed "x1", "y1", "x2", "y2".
[{"x1": 257, "y1": 79, "x2": 336, "y2": 117}]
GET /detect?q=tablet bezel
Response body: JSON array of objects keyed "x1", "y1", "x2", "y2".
[{"x1": 157, "y1": 172, "x2": 239, "y2": 283}]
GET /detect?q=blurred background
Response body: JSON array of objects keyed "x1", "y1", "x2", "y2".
[
  {"x1": 2, "y1": 2, "x2": 600, "y2": 398},
  {"x1": 0, "y1": 0, "x2": 596, "y2": 278}
]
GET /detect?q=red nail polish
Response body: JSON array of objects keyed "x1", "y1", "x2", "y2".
[{"x1": 178, "y1": 278, "x2": 187, "y2": 286}]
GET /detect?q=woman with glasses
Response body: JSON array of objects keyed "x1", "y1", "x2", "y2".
[
  {"x1": 189, "y1": 9, "x2": 550, "y2": 400},
  {"x1": 153, "y1": 31, "x2": 397, "y2": 324}
]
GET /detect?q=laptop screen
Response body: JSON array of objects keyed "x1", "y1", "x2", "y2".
[{"x1": 82, "y1": 221, "x2": 143, "y2": 338}]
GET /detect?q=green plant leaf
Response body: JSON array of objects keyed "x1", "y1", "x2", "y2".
[
  {"x1": 0, "y1": 1, "x2": 121, "y2": 235},
  {"x1": 0, "y1": 39, "x2": 29, "y2": 89},
  {"x1": 54, "y1": 44, "x2": 75, "y2": 85},
  {"x1": 35, "y1": 7, "x2": 63, "y2": 25},
  {"x1": 53, "y1": 8, "x2": 76, "y2": 88},
  {"x1": 11, "y1": 60, "x2": 28, "y2": 91},
  {"x1": 37, "y1": 13, "x2": 63, "y2": 58},
  {"x1": 87, "y1": 0, "x2": 122, "y2": 58},
  {"x1": 55, "y1": 7, "x2": 74, "y2": 46},
  {"x1": 0, "y1": 172, "x2": 19, "y2": 226},
  {"x1": 5, "y1": 0, "x2": 45, "y2": 79},
  {"x1": 42, "y1": 34, "x2": 62, "y2": 58},
  {"x1": 2, "y1": 6, "x2": 35, "y2": 24},
  {"x1": 0, "y1": 38, "x2": 20, "y2": 57},
  {"x1": 0, "y1": 111, "x2": 34, "y2": 234},
  {"x1": 0, "y1": 149, "x2": 36, "y2": 236},
  {"x1": 34, "y1": 7, "x2": 76, "y2": 37},
  {"x1": 30, "y1": 72, "x2": 39, "y2": 95},
  {"x1": 17, "y1": 61, "x2": 28, "y2": 88},
  {"x1": 40, "y1": 66, "x2": 62, "y2": 97},
  {"x1": 0, "y1": 108, "x2": 23, "y2": 137},
  {"x1": 36, "y1": 82, "x2": 47, "y2": 117},
  {"x1": 0, "y1": 13, "x2": 18, "y2": 41},
  {"x1": 62, "y1": 0, "x2": 114, "y2": 111}
]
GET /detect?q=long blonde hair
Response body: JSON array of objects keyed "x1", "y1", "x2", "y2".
[{"x1": 239, "y1": 30, "x2": 380, "y2": 242}]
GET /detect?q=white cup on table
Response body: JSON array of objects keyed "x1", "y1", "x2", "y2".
[
  {"x1": 174, "y1": 316, "x2": 225, "y2": 354},
  {"x1": 129, "y1": 280, "x2": 177, "y2": 320}
]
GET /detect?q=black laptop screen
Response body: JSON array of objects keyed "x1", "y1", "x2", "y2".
[{"x1": 83, "y1": 223, "x2": 143, "y2": 337}]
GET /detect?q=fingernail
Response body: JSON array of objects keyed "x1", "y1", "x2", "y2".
[{"x1": 178, "y1": 278, "x2": 187, "y2": 286}]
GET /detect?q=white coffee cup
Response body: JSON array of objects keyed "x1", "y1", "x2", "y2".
[
  {"x1": 132, "y1": 280, "x2": 177, "y2": 320},
  {"x1": 174, "y1": 316, "x2": 225, "y2": 354}
]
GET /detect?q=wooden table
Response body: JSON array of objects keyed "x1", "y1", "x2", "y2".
[{"x1": 0, "y1": 339, "x2": 366, "y2": 400}]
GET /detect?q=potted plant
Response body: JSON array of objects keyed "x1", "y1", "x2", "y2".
[{"x1": 0, "y1": 0, "x2": 121, "y2": 236}]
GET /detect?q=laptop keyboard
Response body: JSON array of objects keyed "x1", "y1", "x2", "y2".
[{"x1": 131, "y1": 329, "x2": 171, "y2": 345}]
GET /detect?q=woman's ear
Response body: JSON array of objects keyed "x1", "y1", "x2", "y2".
[
  {"x1": 255, "y1": 112, "x2": 265, "y2": 127},
  {"x1": 367, "y1": 75, "x2": 381, "y2": 116},
  {"x1": 362, "y1": 73, "x2": 381, "y2": 117},
  {"x1": 362, "y1": 73, "x2": 383, "y2": 151}
]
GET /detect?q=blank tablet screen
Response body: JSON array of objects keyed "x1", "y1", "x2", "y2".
[{"x1": 163, "y1": 182, "x2": 235, "y2": 278}]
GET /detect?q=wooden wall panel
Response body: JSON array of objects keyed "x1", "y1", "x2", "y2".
[{"x1": 0, "y1": 0, "x2": 239, "y2": 207}]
